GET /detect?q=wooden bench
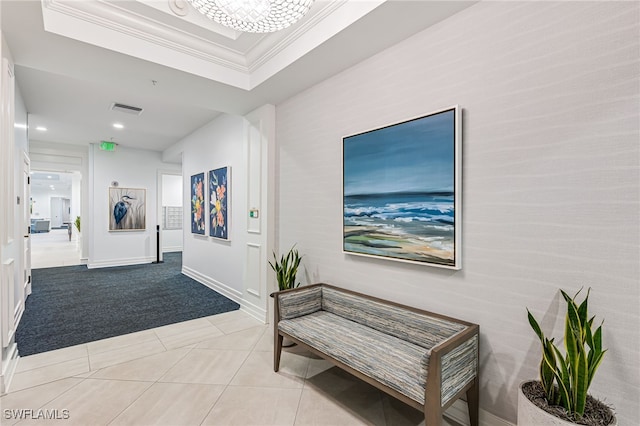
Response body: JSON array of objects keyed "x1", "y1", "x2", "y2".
[{"x1": 272, "y1": 283, "x2": 479, "y2": 426}]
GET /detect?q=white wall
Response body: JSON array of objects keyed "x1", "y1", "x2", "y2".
[
  {"x1": 30, "y1": 187, "x2": 72, "y2": 219},
  {"x1": 161, "y1": 173, "x2": 182, "y2": 252},
  {"x1": 181, "y1": 114, "x2": 246, "y2": 297},
  {"x1": 88, "y1": 144, "x2": 180, "y2": 268},
  {"x1": 276, "y1": 2, "x2": 639, "y2": 424}
]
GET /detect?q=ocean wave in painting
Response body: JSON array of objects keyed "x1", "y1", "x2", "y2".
[{"x1": 343, "y1": 192, "x2": 455, "y2": 265}]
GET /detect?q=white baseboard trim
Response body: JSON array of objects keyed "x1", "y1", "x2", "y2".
[
  {"x1": 240, "y1": 300, "x2": 267, "y2": 324},
  {"x1": 162, "y1": 246, "x2": 182, "y2": 253},
  {"x1": 87, "y1": 256, "x2": 154, "y2": 269},
  {"x1": 182, "y1": 266, "x2": 267, "y2": 323},
  {"x1": 445, "y1": 399, "x2": 514, "y2": 426},
  {"x1": 182, "y1": 266, "x2": 243, "y2": 304},
  {"x1": 1, "y1": 342, "x2": 19, "y2": 395},
  {"x1": 80, "y1": 257, "x2": 88, "y2": 265}
]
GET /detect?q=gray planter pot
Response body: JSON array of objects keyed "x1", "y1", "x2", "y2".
[{"x1": 517, "y1": 381, "x2": 617, "y2": 426}]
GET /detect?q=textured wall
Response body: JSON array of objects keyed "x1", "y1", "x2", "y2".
[
  {"x1": 276, "y1": 2, "x2": 639, "y2": 423},
  {"x1": 89, "y1": 145, "x2": 180, "y2": 267},
  {"x1": 181, "y1": 114, "x2": 247, "y2": 295}
]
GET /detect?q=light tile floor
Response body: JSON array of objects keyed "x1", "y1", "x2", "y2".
[
  {"x1": 16, "y1": 234, "x2": 461, "y2": 425},
  {"x1": 30, "y1": 229, "x2": 82, "y2": 269},
  {"x1": 1, "y1": 310, "x2": 462, "y2": 426}
]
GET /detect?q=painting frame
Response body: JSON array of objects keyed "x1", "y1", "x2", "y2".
[
  {"x1": 209, "y1": 166, "x2": 230, "y2": 240},
  {"x1": 342, "y1": 105, "x2": 462, "y2": 269},
  {"x1": 190, "y1": 173, "x2": 206, "y2": 235},
  {"x1": 109, "y1": 187, "x2": 146, "y2": 232}
]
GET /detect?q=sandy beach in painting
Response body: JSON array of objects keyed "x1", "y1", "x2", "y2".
[
  {"x1": 344, "y1": 226, "x2": 453, "y2": 265},
  {"x1": 343, "y1": 192, "x2": 455, "y2": 266}
]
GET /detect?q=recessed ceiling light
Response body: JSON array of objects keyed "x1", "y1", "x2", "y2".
[
  {"x1": 47, "y1": 175, "x2": 52, "y2": 179},
  {"x1": 36, "y1": 126, "x2": 47, "y2": 131},
  {"x1": 113, "y1": 123, "x2": 124, "y2": 129}
]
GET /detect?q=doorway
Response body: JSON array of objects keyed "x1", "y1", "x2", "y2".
[
  {"x1": 29, "y1": 171, "x2": 81, "y2": 268},
  {"x1": 159, "y1": 171, "x2": 183, "y2": 261}
]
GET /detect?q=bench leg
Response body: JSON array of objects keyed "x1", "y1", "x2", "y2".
[
  {"x1": 424, "y1": 402, "x2": 442, "y2": 426},
  {"x1": 466, "y1": 379, "x2": 479, "y2": 426},
  {"x1": 274, "y1": 333, "x2": 283, "y2": 372}
]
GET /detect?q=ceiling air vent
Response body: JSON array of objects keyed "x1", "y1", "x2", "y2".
[{"x1": 110, "y1": 102, "x2": 143, "y2": 116}]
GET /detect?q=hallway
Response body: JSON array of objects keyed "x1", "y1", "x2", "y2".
[{"x1": 30, "y1": 228, "x2": 81, "y2": 269}]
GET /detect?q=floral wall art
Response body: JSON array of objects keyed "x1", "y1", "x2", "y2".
[
  {"x1": 190, "y1": 173, "x2": 205, "y2": 234},
  {"x1": 209, "y1": 167, "x2": 230, "y2": 240}
]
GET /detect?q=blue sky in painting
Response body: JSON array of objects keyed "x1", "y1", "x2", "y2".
[{"x1": 343, "y1": 109, "x2": 455, "y2": 196}]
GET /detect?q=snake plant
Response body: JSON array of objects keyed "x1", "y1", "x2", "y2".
[
  {"x1": 269, "y1": 246, "x2": 302, "y2": 291},
  {"x1": 527, "y1": 288, "x2": 607, "y2": 418}
]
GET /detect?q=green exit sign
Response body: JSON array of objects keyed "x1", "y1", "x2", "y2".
[{"x1": 100, "y1": 141, "x2": 117, "y2": 151}]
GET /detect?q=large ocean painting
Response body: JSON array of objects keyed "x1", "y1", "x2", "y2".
[{"x1": 343, "y1": 106, "x2": 461, "y2": 269}]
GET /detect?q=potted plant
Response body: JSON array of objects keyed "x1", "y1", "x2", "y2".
[
  {"x1": 269, "y1": 246, "x2": 302, "y2": 291},
  {"x1": 519, "y1": 288, "x2": 616, "y2": 425},
  {"x1": 74, "y1": 216, "x2": 81, "y2": 233}
]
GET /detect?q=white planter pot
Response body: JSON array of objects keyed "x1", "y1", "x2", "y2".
[{"x1": 517, "y1": 381, "x2": 616, "y2": 426}]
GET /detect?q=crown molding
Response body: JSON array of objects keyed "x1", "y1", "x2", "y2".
[
  {"x1": 42, "y1": 0, "x2": 247, "y2": 68},
  {"x1": 40, "y1": 0, "x2": 383, "y2": 90}
]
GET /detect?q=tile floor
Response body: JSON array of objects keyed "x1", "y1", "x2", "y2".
[
  {"x1": 1, "y1": 310, "x2": 462, "y2": 426},
  {"x1": 30, "y1": 229, "x2": 82, "y2": 269},
  {"x1": 18, "y1": 233, "x2": 461, "y2": 425}
]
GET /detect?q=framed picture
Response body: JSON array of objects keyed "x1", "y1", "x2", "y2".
[
  {"x1": 209, "y1": 166, "x2": 230, "y2": 240},
  {"x1": 343, "y1": 106, "x2": 462, "y2": 269},
  {"x1": 190, "y1": 173, "x2": 205, "y2": 234},
  {"x1": 109, "y1": 187, "x2": 146, "y2": 231}
]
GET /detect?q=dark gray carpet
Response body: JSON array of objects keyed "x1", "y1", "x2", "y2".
[{"x1": 16, "y1": 252, "x2": 240, "y2": 356}]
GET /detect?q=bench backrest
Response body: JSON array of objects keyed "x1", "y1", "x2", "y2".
[{"x1": 321, "y1": 287, "x2": 466, "y2": 350}]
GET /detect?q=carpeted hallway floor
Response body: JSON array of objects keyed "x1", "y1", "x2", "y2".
[{"x1": 16, "y1": 252, "x2": 240, "y2": 356}]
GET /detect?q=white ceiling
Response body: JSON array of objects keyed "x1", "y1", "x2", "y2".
[
  {"x1": 2, "y1": 0, "x2": 475, "y2": 153},
  {"x1": 30, "y1": 171, "x2": 75, "y2": 193}
]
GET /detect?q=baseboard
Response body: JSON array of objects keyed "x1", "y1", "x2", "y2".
[
  {"x1": 182, "y1": 266, "x2": 243, "y2": 305},
  {"x1": 239, "y1": 299, "x2": 267, "y2": 323},
  {"x1": 445, "y1": 399, "x2": 514, "y2": 426},
  {"x1": 87, "y1": 256, "x2": 154, "y2": 269},
  {"x1": 0, "y1": 342, "x2": 19, "y2": 395},
  {"x1": 182, "y1": 266, "x2": 267, "y2": 323},
  {"x1": 162, "y1": 246, "x2": 182, "y2": 253}
]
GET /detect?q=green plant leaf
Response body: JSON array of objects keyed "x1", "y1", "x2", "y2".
[
  {"x1": 527, "y1": 309, "x2": 545, "y2": 341},
  {"x1": 528, "y1": 288, "x2": 606, "y2": 416}
]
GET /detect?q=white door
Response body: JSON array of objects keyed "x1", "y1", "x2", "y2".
[
  {"x1": 50, "y1": 197, "x2": 62, "y2": 228},
  {"x1": 62, "y1": 198, "x2": 71, "y2": 224},
  {"x1": 23, "y1": 154, "x2": 31, "y2": 296}
]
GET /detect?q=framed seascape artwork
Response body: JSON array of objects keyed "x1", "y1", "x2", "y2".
[
  {"x1": 191, "y1": 173, "x2": 206, "y2": 234},
  {"x1": 209, "y1": 166, "x2": 230, "y2": 240},
  {"x1": 343, "y1": 105, "x2": 462, "y2": 269},
  {"x1": 109, "y1": 187, "x2": 146, "y2": 231}
]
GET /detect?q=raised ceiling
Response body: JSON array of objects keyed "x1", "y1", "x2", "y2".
[{"x1": 2, "y1": 0, "x2": 475, "y2": 152}]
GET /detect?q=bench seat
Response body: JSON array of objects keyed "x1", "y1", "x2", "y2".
[{"x1": 280, "y1": 310, "x2": 430, "y2": 404}]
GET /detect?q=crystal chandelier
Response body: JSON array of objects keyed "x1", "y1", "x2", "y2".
[{"x1": 187, "y1": 0, "x2": 315, "y2": 33}]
